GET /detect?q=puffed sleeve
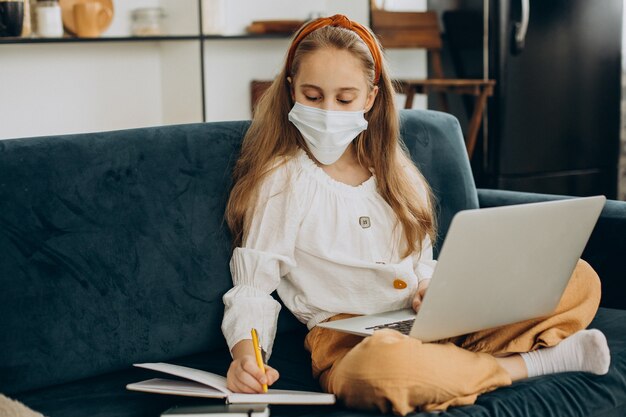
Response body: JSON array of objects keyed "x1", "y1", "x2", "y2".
[{"x1": 221, "y1": 162, "x2": 303, "y2": 360}]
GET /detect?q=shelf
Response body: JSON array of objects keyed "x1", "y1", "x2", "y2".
[
  {"x1": 203, "y1": 33, "x2": 293, "y2": 40},
  {"x1": 0, "y1": 35, "x2": 199, "y2": 44},
  {"x1": 0, "y1": 33, "x2": 293, "y2": 45}
]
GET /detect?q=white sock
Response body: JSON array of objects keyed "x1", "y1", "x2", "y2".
[{"x1": 520, "y1": 329, "x2": 610, "y2": 378}]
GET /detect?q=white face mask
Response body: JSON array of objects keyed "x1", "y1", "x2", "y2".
[{"x1": 288, "y1": 102, "x2": 368, "y2": 165}]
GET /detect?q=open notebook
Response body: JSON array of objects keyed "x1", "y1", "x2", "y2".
[{"x1": 126, "y1": 363, "x2": 336, "y2": 405}]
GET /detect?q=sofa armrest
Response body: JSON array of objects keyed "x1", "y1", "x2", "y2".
[{"x1": 477, "y1": 188, "x2": 626, "y2": 310}]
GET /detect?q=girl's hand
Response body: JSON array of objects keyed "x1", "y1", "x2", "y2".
[
  {"x1": 226, "y1": 354, "x2": 280, "y2": 393},
  {"x1": 412, "y1": 279, "x2": 431, "y2": 313}
]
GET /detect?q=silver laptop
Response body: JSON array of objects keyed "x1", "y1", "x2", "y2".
[{"x1": 317, "y1": 196, "x2": 606, "y2": 342}]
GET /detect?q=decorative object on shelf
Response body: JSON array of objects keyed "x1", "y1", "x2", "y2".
[
  {"x1": 250, "y1": 80, "x2": 272, "y2": 114},
  {"x1": 308, "y1": 11, "x2": 325, "y2": 20},
  {"x1": 201, "y1": 0, "x2": 225, "y2": 34},
  {"x1": 0, "y1": 0, "x2": 24, "y2": 37},
  {"x1": 73, "y1": 1, "x2": 110, "y2": 37},
  {"x1": 59, "y1": 0, "x2": 112, "y2": 37},
  {"x1": 35, "y1": 0, "x2": 63, "y2": 37},
  {"x1": 246, "y1": 19, "x2": 305, "y2": 34},
  {"x1": 130, "y1": 7, "x2": 165, "y2": 36},
  {"x1": 28, "y1": 0, "x2": 37, "y2": 34},
  {"x1": 21, "y1": 0, "x2": 31, "y2": 35}
]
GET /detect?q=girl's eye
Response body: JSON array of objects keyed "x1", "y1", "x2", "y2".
[
  {"x1": 338, "y1": 99, "x2": 353, "y2": 104},
  {"x1": 305, "y1": 95, "x2": 321, "y2": 102}
]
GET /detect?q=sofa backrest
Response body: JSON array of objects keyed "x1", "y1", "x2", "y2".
[
  {"x1": 0, "y1": 110, "x2": 477, "y2": 395},
  {"x1": 399, "y1": 110, "x2": 479, "y2": 252}
]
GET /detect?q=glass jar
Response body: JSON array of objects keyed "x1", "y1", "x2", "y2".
[{"x1": 131, "y1": 7, "x2": 165, "y2": 36}]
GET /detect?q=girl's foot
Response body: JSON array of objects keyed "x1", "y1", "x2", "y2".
[{"x1": 520, "y1": 329, "x2": 610, "y2": 378}]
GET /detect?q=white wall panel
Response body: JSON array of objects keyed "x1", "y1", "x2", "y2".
[{"x1": 0, "y1": 42, "x2": 163, "y2": 139}]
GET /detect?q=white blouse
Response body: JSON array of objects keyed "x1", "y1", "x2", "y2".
[{"x1": 221, "y1": 147, "x2": 437, "y2": 359}]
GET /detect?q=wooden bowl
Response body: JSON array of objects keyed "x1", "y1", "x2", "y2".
[{"x1": 59, "y1": 0, "x2": 114, "y2": 36}]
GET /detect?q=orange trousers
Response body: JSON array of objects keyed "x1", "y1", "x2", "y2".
[{"x1": 304, "y1": 259, "x2": 602, "y2": 415}]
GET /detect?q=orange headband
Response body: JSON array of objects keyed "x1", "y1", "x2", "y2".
[{"x1": 286, "y1": 14, "x2": 382, "y2": 85}]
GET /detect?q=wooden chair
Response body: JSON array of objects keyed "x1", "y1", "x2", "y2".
[
  {"x1": 250, "y1": 80, "x2": 273, "y2": 115},
  {"x1": 371, "y1": 7, "x2": 495, "y2": 158}
]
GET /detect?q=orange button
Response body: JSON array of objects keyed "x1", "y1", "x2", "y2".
[{"x1": 393, "y1": 279, "x2": 407, "y2": 289}]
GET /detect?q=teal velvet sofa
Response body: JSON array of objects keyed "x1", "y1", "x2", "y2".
[{"x1": 1, "y1": 110, "x2": 625, "y2": 417}]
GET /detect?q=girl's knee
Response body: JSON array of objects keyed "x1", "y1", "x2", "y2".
[
  {"x1": 556, "y1": 259, "x2": 602, "y2": 330},
  {"x1": 573, "y1": 259, "x2": 601, "y2": 302},
  {"x1": 349, "y1": 329, "x2": 422, "y2": 367},
  {"x1": 328, "y1": 330, "x2": 429, "y2": 388},
  {"x1": 366, "y1": 328, "x2": 411, "y2": 346}
]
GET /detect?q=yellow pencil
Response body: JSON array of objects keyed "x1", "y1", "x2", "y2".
[{"x1": 251, "y1": 328, "x2": 268, "y2": 393}]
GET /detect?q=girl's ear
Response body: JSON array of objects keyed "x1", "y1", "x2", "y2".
[
  {"x1": 287, "y1": 77, "x2": 295, "y2": 101},
  {"x1": 365, "y1": 85, "x2": 379, "y2": 113}
]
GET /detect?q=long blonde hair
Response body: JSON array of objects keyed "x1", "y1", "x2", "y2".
[{"x1": 225, "y1": 23, "x2": 437, "y2": 258}]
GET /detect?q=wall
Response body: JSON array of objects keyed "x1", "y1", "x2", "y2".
[
  {"x1": 0, "y1": 42, "x2": 165, "y2": 139},
  {"x1": 0, "y1": 0, "x2": 428, "y2": 139},
  {"x1": 0, "y1": 0, "x2": 200, "y2": 140}
]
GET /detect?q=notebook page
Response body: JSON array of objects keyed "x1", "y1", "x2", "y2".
[
  {"x1": 228, "y1": 389, "x2": 336, "y2": 405},
  {"x1": 134, "y1": 363, "x2": 230, "y2": 395},
  {"x1": 126, "y1": 378, "x2": 226, "y2": 399}
]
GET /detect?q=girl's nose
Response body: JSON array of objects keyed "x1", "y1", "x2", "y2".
[{"x1": 320, "y1": 99, "x2": 340, "y2": 112}]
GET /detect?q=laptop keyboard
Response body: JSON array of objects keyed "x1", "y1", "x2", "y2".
[{"x1": 365, "y1": 318, "x2": 415, "y2": 335}]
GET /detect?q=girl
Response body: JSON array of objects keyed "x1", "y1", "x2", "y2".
[{"x1": 221, "y1": 14, "x2": 610, "y2": 415}]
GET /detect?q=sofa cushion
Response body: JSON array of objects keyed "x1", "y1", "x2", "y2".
[{"x1": 14, "y1": 307, "x2": 626, "y2": 417}]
